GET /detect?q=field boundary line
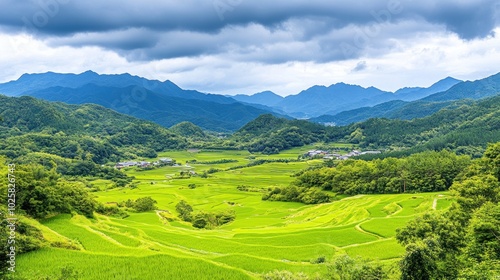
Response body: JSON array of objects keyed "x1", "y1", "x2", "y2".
[{"x1": 354, "y1": 223, "x2": 384, "y2": 239}]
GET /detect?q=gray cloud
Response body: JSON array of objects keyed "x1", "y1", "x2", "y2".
[
  {"x1": 352, "y1": 61, "x2": 367, "y2": 72},
  {"x1": 0, "y1": 0, "x2": 498, "y2": 63}
]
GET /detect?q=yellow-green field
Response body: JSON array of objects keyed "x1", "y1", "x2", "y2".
[{"x1": 16, "y1": 147, "x2": 452, "y2": 279}]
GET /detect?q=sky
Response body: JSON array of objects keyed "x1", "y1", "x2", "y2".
[{"x1": 0, "y1": 0, "x2": 499, "y2": 96}]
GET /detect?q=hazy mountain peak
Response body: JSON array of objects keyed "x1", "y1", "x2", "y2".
[
  {"x1": 231, "y1": 90, "x2": 284, "y2": 107},
  {"x1": 395, "y1": 76, "x2": 463, "y2": 101}
]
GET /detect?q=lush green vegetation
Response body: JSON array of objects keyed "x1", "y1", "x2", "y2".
[
  {"x1": 293, "y1": 150, "x2": 470, "y2": 195},
  {"x1": 230, "y1": 114, "x2": 348, "y2": 154},
  {"x1": 1, "y1": 147, "x2": 459, "y2": 279},
  {"x1": 0, "y1": 95, "x2": 187, "y2": 163},
  {"x1": 396, "y1": 143, "x2": 500, "y2": 279},
  {"x1": 170, "y1": 121, "x2": 209, "y2": 139}
]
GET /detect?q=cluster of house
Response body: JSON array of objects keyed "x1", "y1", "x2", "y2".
[
  {"x1": 305, "y1": 149, "x2": 381, "y2": 160},
  {"x1": 115, "y1": 158, "x2": 175, "y2": 169}
]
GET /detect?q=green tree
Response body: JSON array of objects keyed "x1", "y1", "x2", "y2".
[
  {"x1": 192, "y1": 212, "x2": 208, "y2": 229},
  {"x1": 132, "y1": 197, "x2": 157, "y2": 212},
  {"x1": 400, "y1": 239, "x2": 439, "y2": 280},
  {"x1": 175, "y1": 200, "x2": 193, "y2": 222},
  {"x1": 465, "y1": 202, "x2": 500, "y2": 262}
]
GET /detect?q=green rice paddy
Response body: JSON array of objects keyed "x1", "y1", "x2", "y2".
[{"x1": 16, "y1": 146, "x2": 451, "y2": 279}]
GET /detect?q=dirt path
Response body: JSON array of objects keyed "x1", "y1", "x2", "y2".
[{"x1": 432, "y1": 198, "x2": 437, "y2": 210}]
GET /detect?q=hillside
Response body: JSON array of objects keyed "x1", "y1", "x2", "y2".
[
  {"x1": 351, "y1": 95, "x2": 500, "y2": 155},
  {"x1": 0, "y1": 95, "x2": 188, "y2": 163},
  {"x1": 231, "y1": 114, "x2": 347, "y2": 153},
  {"x1": 170, "y1": 121, "x2": 208, "y2": 139}
]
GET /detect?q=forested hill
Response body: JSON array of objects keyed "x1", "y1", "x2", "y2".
[
  {"x1": 170, "y1": 121, "x2": 208, "y2": 139},
  {"x1": 231, "y1": 114, "x2": 347, "y2": 153},
  {"x1": 0, "y1": 95, "x2": 187, "y2": 163},
  {"x1": 233, "y1": 95, "x2": 500, "y2": 156},
  {"x1": 351, "y1": 94, "x2": 500, "y2": 155}
]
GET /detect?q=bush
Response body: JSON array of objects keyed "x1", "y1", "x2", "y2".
[
  {"x1": 96, "y1": 204, "x2": 129, "y2": 218},
  {"x1": 176, "y1": 200, "x2": 193, "y2": 222},
  {"x1": 311, "y1": 256, "x2": 326, "y2": 264},
  {"x1": 132, "y1": 197, "x2": 157, "y2": 212},
  {"x1": 262, "y1": 186, "x2": 331, "y2": 204}
]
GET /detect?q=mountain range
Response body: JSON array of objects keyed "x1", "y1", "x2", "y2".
[
  {"x1": 230, "y1": 77, "x2": 463, "y2": 118},
  {"x1": 0, "y1": 70, "x2": 499, "y2": 131},
  {"x1": 310, "y1": 72, "x2": 500, "y2": 126},
  {"x1": 0, "y1": 71, "x2": 277, "y2": 131}
]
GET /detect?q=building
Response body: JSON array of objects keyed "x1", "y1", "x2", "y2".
[
  {"x1": 115, "y1": 161, "x2": 138, "y2": 169},
  {"x1": 159, "y1": 158, "x2": 173, "y2": 164}
]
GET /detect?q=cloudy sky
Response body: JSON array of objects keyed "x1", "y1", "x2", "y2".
[{"x1": 0, "y1": 0, "x2": 499, "y2": 96}]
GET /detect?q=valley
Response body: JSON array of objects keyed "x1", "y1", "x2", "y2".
[{"x1": 14, "y1": 148, "x2": 450, "y2": 279}]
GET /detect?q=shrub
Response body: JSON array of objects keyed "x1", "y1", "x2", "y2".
[{"x1": 132, "y1": 197, "x2": 157, "y2": 212}]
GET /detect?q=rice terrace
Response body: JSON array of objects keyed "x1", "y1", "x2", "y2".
[{"x1": 13, "y1": 147, "x2": 452, "y2": 279}]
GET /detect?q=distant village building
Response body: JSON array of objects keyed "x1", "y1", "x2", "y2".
[
  {"x1": 360, "y1": 151, "x2": 382, "y2": 155},
  {"x1": 115, "y1": 161, "x2": 138, "y2": 169},
  {"x1": 159, "y1": 158, "x2": 173, "y2": 164},
  {"x1": 306, "y1": 150, "x2": 328, "y2": 157},
  {"x1": 303, "y1": 149, "x2": 382, "y2": 161}
]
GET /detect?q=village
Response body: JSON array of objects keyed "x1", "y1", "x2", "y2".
[
  {"x1": 304, "y1": 149, "x2": 381, "y2": 160},
  {"x1": 114, "y1": 157, "x2": 176, "y2": 169},
  {"x1": 114, "y1": 149, "x2": 382, "y2": 170}
]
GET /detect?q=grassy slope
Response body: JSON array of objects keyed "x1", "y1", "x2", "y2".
[{"x1": 16, "y1": 147, "x2": 451, "y2": 279}]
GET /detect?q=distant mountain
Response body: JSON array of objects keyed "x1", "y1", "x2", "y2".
[
  {"x1": 274, "y1": 83, "x2": 395, "y2": 118},
  {"x1": 310, "y1": 99, "x2": 473, "y2": 126},
  {"x1": 25, "y1": 84, "x2": 278, "y2": 132},
  {"x1": 0, "y1": 71, "x2": 283, "y2": 132},
  {"x1": 261, "y1": 77, "x2": 461, "y2": 118},
  {"x1": 423, "y1": 72, "x2": 500, "y2": 102},
  {"x1": 310, "y1": 100, "x2": 409, "y2": 125},
  {"x1": 0, "y1": 70, "x2": 233, "y2": 104},
  {"x1": 310, "y1": 73, "x2": 499, "y2": 126},
  {"x1": 232, "y1": 91, "x2": 284, "y2": 107},
  {"x1": 395, "y1": 77, "x2": 462, "y2": 101}
]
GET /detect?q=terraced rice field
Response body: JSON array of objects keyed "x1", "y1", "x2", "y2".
[{"x1": 16, "y1": 147, "x2": 453, "y2": 279}]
